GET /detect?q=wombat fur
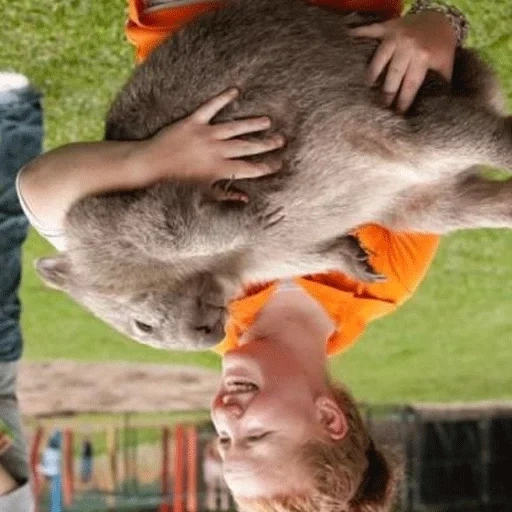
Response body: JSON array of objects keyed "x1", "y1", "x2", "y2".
[{"x1": 36, "y1": 0, "x2": 512, "y2": 350}]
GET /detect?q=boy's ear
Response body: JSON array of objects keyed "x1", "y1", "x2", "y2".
[
  {"x1": 315, "y1": 396, "x2": 349, "y2": 441},
  {"x1": 34, "y1": 254, "x2": 73, "y2": 291}
]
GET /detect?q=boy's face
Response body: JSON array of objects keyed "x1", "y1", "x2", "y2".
[{"x1": 210, "y1": 337, "x2": 329, "y2": 497}]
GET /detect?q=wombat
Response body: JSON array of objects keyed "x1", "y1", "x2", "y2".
[{"x1": 36, "y1": 0, "x2": 512, "y2": 351}]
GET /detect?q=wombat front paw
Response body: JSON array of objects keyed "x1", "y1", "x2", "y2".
[
  {"x1": 323, "y1": 235, "x2": 386, "y2": 283},
  {"x1": 350, "y1": 261, "x2": 387, "y2": 283},
  {"x1": 209, "y1": 180, "x2": 249, "y2": 203}
]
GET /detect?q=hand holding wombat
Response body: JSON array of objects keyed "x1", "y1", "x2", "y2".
[{"x1": 36, "y1": 0, "x2": 512, "y2": 351}]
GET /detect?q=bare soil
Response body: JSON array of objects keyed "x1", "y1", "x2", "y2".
[
  {"x1": 17, "y1": 362, "x2": 512, "y2": 418},
  {"x1": 18, "y1": 361, "x2": 221, "y2": 417}
]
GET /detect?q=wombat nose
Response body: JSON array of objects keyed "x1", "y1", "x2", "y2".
[{"x1": 193, "y1": 318, "x2": 225, "y2": 348}]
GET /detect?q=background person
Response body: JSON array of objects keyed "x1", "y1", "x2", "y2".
[{"x1": 0, "y1": 71, "x2": 43, "y2": 511}]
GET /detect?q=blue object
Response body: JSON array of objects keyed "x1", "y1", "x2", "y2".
[
  {"x1": 43, "y1": 430, "x2": 63, "y2": 512},
  {"x1": 50, "y1": 472, "x2": 62, "y2": 512},
  {"x1": 80, "y1": 439, "x2": 93, "y2": 483},
  {"x1": 40, "y1": 430, "x2": 62, "y2": 478},
  {"x1": 48, "y1": 430, "x2": 62, "y2": 450},
  {"x1": 0, "y1": 72, "x2": 43, "y2": 362}
]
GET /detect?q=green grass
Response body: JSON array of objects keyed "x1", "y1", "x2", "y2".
[{"x1": 2, "y1": 0, "x2": 512, "y2": 403}]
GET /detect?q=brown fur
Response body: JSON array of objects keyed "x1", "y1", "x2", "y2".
[{"x1": 36, "y1": 0, "x2": 512, "y2": 350}]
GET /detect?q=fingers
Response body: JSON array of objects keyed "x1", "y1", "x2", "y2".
[
  {"x1": 397, "y1": 58, "x2": 428, "y2": 112},
  {"x1": 382, "y1": 46, "x2": 414, "y2": 106},
  {"x1": 367, "y1": 38, "x2": 396, "y2": 85},
  {"x1": 223, "y1": 134, "x2": 285, "y2": 159},
  {"x1": 437, "y1": 57, "x2": 455, "y2": 81},
  {"x1": 191, "y1": 88, "x2": 239, "y2": 124},
  {"x1": 220, "y1": 158, "x2": 282, "y2": 180},
  {"x1": 212, "y1": 116, "x2": 272, "y2": 139},
  {"x1": 348, "y1": 23, "x2": 388, "y2": 39}
]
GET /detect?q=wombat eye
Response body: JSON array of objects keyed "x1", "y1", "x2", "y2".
[{"x1": 133, "y1": 320, "x2": 154, "y2": 334}]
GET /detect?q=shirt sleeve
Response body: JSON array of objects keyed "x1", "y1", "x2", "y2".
[
  {"x1": 15, "y1": 168, "x2": 67, "y2": 251},
  {"x1": 0, "y1": 482, "x2": 35, "y2": 512},
  {"x1": 126, "y1": 0, "x2": 222, "y2": 63},
  {"x1": 126, "y1": 0, "x2": 402, "y2": 65}
]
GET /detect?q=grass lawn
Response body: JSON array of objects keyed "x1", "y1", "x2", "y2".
[{"x1": 2, "y1": 0, "x2": 512, "y2": 403}]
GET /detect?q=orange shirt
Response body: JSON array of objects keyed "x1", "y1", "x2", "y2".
[
  {"x1": 127, "y1": 0, "x2": 402, "y2": 63},
  {"x1": 126, "y1": 0, "x2": 440, "y2": 356}
]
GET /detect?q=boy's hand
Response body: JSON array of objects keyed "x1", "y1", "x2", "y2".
[
  {"x1": 349, "y1": 11, "x2": 458, "y2": 112},
  {"x1": 134, "y1": 88, "x2": 285, "y2": 185},
  {"x1": 0, "y1": 432, "x2": 13, "y2": 456},
  {"x1": 0, "y1": 431, "x2": 17, "y2": 496}
]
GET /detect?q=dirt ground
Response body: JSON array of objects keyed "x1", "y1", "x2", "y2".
[
  {"x1": 18, "y1": 361, "x2": 221, "y2": 417},
  {"x1": 18, "y1": 361, "x2": 512, "y2": 418}
]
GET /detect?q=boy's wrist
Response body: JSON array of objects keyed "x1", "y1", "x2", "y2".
[
  {"x1": 408, "y1": 0, "x2": 469, "y2": 46},
  {"x1": 123, "y1": 139, "x2": 167, "y2": 189}
]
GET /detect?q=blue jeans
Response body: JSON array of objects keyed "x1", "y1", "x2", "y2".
[{"x1": 0, "y1": 80, "x2": 43, "y2": 362}]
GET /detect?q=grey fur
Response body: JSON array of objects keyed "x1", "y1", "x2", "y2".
[{"x1": 36, "y1": 0, "x2": 512, "y2": 351}]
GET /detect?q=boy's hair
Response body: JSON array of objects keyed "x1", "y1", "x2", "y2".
[{"x1": 235, "y1": 383, "x2": 397, "y2": 512}]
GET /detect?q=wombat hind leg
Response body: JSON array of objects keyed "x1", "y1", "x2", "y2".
[
  {"x1": 452, "y1": 48, "x2": 507, "y2": 114},
  {"x1": 382, "y1": 172, "x2": 512, "y2": 234},
  {"x1": 407, "y1": 107, "x2": 512, "y2": 174}
]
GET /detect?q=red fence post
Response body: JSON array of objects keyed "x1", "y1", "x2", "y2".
[
  {"x1": 62, "y1": 429, "x2": 74, "y2": 507},
  {"x1": 30, "y1": 427, "x2": 44, "y2": 512},
  {"x1": 173, "y1": 424, "x2": 186, "y2": 512},
  {"x1": 159, "y1": 426, "x2": 171, "y2": 512},
  {"x1": 186, "y1": 426, "x2": 198, "y2": 512}
]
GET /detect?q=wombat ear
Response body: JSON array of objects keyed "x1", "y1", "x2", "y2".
[{"x1": 34, "y1": 254, "x2": 73, "y2": 291}]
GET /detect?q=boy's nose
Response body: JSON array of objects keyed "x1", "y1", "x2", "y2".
[{"x1": 220, "y1": 395, "x2": 244, "y2": 418}]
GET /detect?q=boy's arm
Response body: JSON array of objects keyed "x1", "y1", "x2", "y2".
[
  {"x1": 17, "y1": 140, "x2": 148, "y2": 244},
  {"x1": 17, "y1": 89, "x2": 284, "y2": 248}
]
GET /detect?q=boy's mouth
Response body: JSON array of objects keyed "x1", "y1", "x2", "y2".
[{"x1": 225, "y1": 378, "x2": 259, "y2": 394}]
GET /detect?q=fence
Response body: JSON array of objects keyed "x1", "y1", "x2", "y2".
[
  {"x1": 29, "y1": 417, "x2": 233, "y2": 512},
  {"x1": 362, "y1": 403, "x2": 512, "y2": 512},
  {"x1": 27, "y1": 402, "x2": 512, "y2": 512}
]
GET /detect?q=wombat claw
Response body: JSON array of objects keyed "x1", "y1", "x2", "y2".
[
  {"x1": 210, "y1": 180, "x2": 249, "y2": 203},
  {"x1": 259, "y1": 206, "x2": 285, "y2": 230},
  {"x1": 345, "y1": 234, "x2": 373, "y2": 261},
  {"x1": 331, "y1": 235, "x2": 387, "y2": 283},
  {"x1": 357, "y1": 264, "x2": 387, "y2": 283}
]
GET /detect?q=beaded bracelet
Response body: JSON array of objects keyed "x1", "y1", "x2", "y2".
[{"x1": 408, "y1": 0, "x2": 470, "y2": 46}]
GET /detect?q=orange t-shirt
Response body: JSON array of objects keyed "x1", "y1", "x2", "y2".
[
  {"x1": 127, "y1": 0, "x2": 402, "y2": 62},
  {"x1": 126, "y1": 0, "x2": 440, "y2": 356}
]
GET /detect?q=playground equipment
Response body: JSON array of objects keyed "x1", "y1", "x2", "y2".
[
  {"x1": 29, "y1": 418, "x2": 233, "y2": 512},
  {"x1": 27, "y1": 404, "x2": 512, "y2": 512}
]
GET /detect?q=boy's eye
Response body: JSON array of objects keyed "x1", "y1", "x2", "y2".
[
  {"x1": 218, "y1": 437, "x2": 230, "y2": 446},
  {"x1": 246, "y1": 432, "x2": 271, "y2": 443}
]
